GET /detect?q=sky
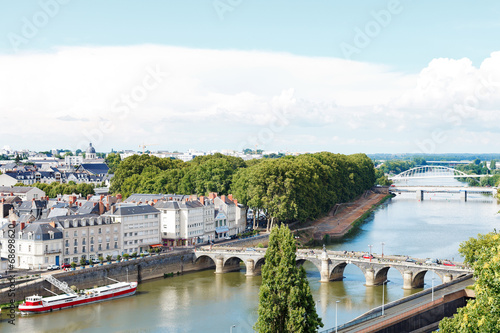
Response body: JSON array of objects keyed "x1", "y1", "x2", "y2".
[{"x1": 1, "y1": 0, "x2": 500, "y2": 154}]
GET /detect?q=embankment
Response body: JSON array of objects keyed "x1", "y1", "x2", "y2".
[{"x1": 0, "y1": 249, "x2": 214, "y2": 305}]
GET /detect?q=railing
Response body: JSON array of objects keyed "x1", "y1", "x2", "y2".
[
  {"x1": 44, "y1": 274, "x2": 76, "y2": 295},
  {"x1": 44, "y1": 249, "x2": 61, "y2": 254}
]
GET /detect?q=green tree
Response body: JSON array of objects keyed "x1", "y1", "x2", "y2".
[
  {"x1": 105, "y1": 152, "x2": 122, "y2": 174},
  {"x1": 254, "y1": 225, "x2": 322, "y2": 333},
  {"x1": 490, "y1": 160, "x2": 496, "y2": 170},
  {"x1": 439, "y1": 231, "x2": 500, "y2": 332}
]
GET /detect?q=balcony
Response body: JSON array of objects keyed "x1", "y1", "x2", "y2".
[{"x1": 44, "y1": 249, "x2": 62, "y2": 254}]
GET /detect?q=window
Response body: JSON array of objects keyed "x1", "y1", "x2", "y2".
[
  {"x1": 114, "y1": 227, "x2": 118, "y2": 233},
  {"x1": 49, "y1": 231, "x2": 54, "y2": 239},
  {"x1": 65, "y1": 240, "x2": 69, "y2": 247},
  {"x1": 82, "y1": 230, "x2": 86, "y2": 236},
  {"x1": 65, "y1": 249, "x2": 69, "y2": 255},
  {"x1": 29, "y1": 245, "x2": 31, "y2": 252},
  {"x1": 74, "y1": 239, "x2": 78, "y2": 246},
  {"x1": 90, "y1": 237, "x2": 94, "y2": 244},
  {"x1": 114, "y1": 242, "x2": 118, "y2": 249},
  {"x1": 74, "y1": 230, "x2": 78, "y2": 237},
  {"x1": 98, "y1": 228, "x2": 102, "y2": 234},
  {"x1": 82, "y1": 246, "x2": 86, "y2": 252},
  {"x1": 98, "y1": 244, "x2": 102, "y2": 251},
  {"x1": 106, "y1": 243, "x2": 110, "y2": 250},
  {"x1": 74, "y1": 247, "x2": 77, "y2": 254},
  {"x1": 91, "y1": 245, "x2": 94, "y2": 252},
  {"x1": 82, "y1": 239, "x2": 86, "y2": 245}
]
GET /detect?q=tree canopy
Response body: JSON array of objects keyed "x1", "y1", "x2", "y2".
[
  {"x1": 439, "y1": 231, "x2": 500, "y2": 332},
  {"x1": 109, "y1": 152, "x2": 375, "y2": 226},
  {"x1": 254, "y1": 225, "x2": 323, "y2": 332}
]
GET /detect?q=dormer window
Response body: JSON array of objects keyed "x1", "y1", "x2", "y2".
[
  {"x1": 49, "y1": 231, "x2": 54, "y2": 240},
  {"x1": 28, "y1": 232, "x2": 33, "y2": 240}
]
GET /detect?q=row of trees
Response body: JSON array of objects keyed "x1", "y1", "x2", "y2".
[
  {"x1": 109, "y1": 152, "x2": 376, "y2": 226},
  {"x1": 16, "y1": 181, "x2": 96, "y2": 198}
]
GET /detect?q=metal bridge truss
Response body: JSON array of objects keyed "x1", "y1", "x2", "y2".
[
  {"x1": 44, "y1": 274, "x2": 76, "y2": 295},
  {"x1": 389, "y1": 166, "x2": 487, "y2": 181}
]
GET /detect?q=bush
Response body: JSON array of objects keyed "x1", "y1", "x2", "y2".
[
  {"x1": 131, "y1": 252, "x2": 137, "y2": 258},
  {"x1": 116, "y1": 255, "x2": 122, "y2": 261},
  {"x1": 71, "y1": 262, "x2": 77, "y2": 269},
  {"x1": 257, "y1": 243, "x2": 264, "y2": 248},
  {"x1": 106, "y1": 255, "x2": 112, "y2": 262}
]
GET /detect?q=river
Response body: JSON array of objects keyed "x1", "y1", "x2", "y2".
[{"x1": 1, "y1": 177, "x2": 499, "y2": 332}]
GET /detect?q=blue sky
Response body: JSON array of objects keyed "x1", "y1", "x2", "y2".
[{"x1": 1, "y1": 1, "x2": 500, "y2": 153}]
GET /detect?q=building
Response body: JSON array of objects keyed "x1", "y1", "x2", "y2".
[
  {"x1": 104, "y1": 204, "x2": 160, "y2": 254},
  {"x1": 0, "y1": 186, "x2": 46, "y2": 201},
  {"x1": 45, "y1": 214, "x2": 122, "y2": 265},
  {"x1": 210, "y1": 193, "x2": 246, "y2": 237},
  {"x1": 155, "y1": 197, "x2": 215, "y2": 247},
  {"x1": 0, "y1": 220, "x2": 63, "y2": 269}
]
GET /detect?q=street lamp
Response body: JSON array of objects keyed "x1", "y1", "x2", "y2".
[
  {"x1": 335, "y1": 300, "x2": 340, "y2": 333},
  {"x1": 381, "y1": 242, "x2": 385, "y2": 258},
  {"x1": 230, "y1": 324, "x2": 236, "y2": 333},
  {"x1": 382, "y1": 279, "x2": 386, "y2": 316},
  {"x1": 431, "y1": 270, "x2": 435, "y2": 301},
  {"x1": 316, "y1": 300, "x2": 320, "y2": 312},
  {"x1": 368, "y1": 244, "x2": 373, "y2": 262}
]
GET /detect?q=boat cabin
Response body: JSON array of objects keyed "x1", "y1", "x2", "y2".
[{"x1": 25, "y1": 295, "x2": 43, "y2": 306}]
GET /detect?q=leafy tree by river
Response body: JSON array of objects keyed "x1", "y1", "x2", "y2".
[
  {"x1": 254, "y1": 225, "x2": 323, "y2": 333},
  {"x1": 110, "y1": 152, "x2": 375, "y2": 226},
  {"x1": 439, "y1": 231, "x2": 500, "y2": 332}
]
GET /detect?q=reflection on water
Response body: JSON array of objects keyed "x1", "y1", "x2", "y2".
[{"x1": 1, "y1": 176, "x2": 498, "y2": 332}]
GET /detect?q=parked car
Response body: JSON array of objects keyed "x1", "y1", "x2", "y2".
[
  {"x1": 442, "y1": 260, "x2": 455, "y2": 266},
  {"x1": 224, "y1": 236, "x2": 232, "y2": 240},
  {"x1": 47, "y1": 264, "x2": 60, "y2": 270},
  {"x1": 61, "y1": 263, "x2": 71, "y2": 269},
  {"x1": 362, "y1": 254, "x2": 374, "y2": 259},
  {"x1": 405, "y1": 258, "x2": 417, "y2": 263}
]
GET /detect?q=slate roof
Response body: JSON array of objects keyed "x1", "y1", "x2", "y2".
[
  {"x1": 124, "y1": 194, "x2": 169, "y2": 203},
  {"x1": 107, "y1": 204, "x2": 159, "y2": 216},
  {"x1": 0, "y1": 222, "x2": 63, "y2": 240},
  {"x1": 78, "y1": 163, "x2": 109, "y2": 175}
]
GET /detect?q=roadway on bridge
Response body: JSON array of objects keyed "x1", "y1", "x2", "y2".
[{"x1": 336, "y1": 277, "x2": 474, "y2": 333}]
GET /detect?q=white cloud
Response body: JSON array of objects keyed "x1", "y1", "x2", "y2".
[{"x1": 1, "y1": 45, "x2": 500, "y2": 153}]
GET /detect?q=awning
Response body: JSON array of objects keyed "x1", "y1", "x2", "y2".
[
  {"x1": 150, "y1": 244, "x2": 163, "y2": 248},
  {"x1": 215, "y1": 226, "x2": 229, "y2": 234}
]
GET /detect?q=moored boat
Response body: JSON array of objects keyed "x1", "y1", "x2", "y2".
[{"x1": 19, "y1": 280, "x2": 138, "y2": 314}]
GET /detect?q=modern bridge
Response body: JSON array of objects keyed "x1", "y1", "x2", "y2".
[
  {"x1": 388, "y1": 165, "x2": 489, "y2": 181},
  {"x1": 194, "y1": 247, "x2": 471, "y2": 290},
  {"x1": 389, "y1": 185, "x2": 497, "y2": 201}
]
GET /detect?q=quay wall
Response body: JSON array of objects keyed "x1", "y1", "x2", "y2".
[{"x1": 1, "y1": 250, "x2": 214, "y2": 304}]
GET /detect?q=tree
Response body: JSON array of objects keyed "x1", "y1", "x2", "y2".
[
  {"x1": 254, "y1": 225, "x2": 322, "y2": 333},
  {"x1": 490, "y1": 160, "x2": 496, "y2": 170},
  {"x1": 439, "y1": 231, "x2": 500, "y2": 332}
]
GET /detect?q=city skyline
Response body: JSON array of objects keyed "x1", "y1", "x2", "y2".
[{"x1": 1, "y1": 1, "x2": 500, "y2": 154}]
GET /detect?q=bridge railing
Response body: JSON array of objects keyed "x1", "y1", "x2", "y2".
[{"x1": 319, "y1": 273, "x2": 474, "y2": 333}]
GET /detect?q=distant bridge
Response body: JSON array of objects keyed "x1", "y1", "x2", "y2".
[
  {"x1": 389, "y1": 186, "x2": 497, "y2": 201},
  {"x1": 194, "y1": 248, "x2": 471, "y2": 290},
  {"x1": 389, "y1": 166, "x2": 489, "y2": 181}
]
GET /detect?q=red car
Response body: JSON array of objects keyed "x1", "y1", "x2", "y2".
[
  {"x1": 61, "y1": 263, "x2": 71, "y2": 269},
  {"x1": 442, "y1": 261, "x2": 455, "y2": 267},
  {"x1": 362, "y1": 254, "x2": 374, "y2": 259}
]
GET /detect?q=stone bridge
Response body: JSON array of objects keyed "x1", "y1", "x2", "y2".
[{"x1": 194, "y1": 247, "x2": 472, "y2": 290}]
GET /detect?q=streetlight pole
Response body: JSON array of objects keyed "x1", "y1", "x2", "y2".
[
  {"x1": 368, "y1": 244, "x2": 373, "y2": 262},
  {"x1": 381, "y1": 242, "x2": 385, "y2": 259},
  {"x1": 316, "y1": 300, "x2": 320, "y2": 312},
  {"x1": 431, "y1": 270, "x2": 435, "y2": 301},
  {"x1": 382, "y1": 279, "x2": 386, "y2": 316},
  {"x1": 335, "y1": 300, "x2": 340, "y2": 333},
  {"x1": 230, "y1": 324, "x2": 236, "y2": 333}
]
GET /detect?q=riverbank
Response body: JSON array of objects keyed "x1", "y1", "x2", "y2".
[{"x1": 295, "y1": 191, "x2": 392, "y2": 245}]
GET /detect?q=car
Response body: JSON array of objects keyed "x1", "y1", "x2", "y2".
[
  {"x1": 47, "y1": 264, "x2": 60, "y2": 270},
  {"x1": 224, "y1": 236, "x2": 232, "y2": 240},
  {"x1": 405, "y1": 258, "x2": 417, "y2": 263},
  {"x1": 362, "y1": 254, "x2": 374, "y2": 259},
  {"x1": 425, "y1": 259, "x2": 439, "y2": 265},
  {"x1": 61, "y1": 263, "x2": 71, "y2": 269},
  {"x1": 442, "y1": 260, "x2": 455, "y2": 266}
]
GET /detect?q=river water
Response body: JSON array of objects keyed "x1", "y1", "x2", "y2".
[{"x1": 1, "y1": 177, "x2": 499, "y2": 332}]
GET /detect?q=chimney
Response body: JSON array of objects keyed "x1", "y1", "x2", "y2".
[
  {"x1": 208, "y1": 192, "x2": 217, "y2": 200},
  {"x1": 116, "y1": 193, "x2": 122, "y2": 201},
  {"x1": 20, "y1": 222, "x2": 25, "y2": 230},
  {"x1": 199, "y1": 196, "x2": 205, "y2": 205},
  {"x1": 234, "y1": 199, "x2": 238, "y2": 205},
  {"x1": 49, "y1": 221, "x2": 56, "y2": 228},
  {"x1": 99, "y1": 200, "x2": 104, "y2": 215},
  {"x1": 153, "y1": 199, "x2": 158, "y2": 204},
  {"x1": 221, "y1": 195, "x2": 226, "y2": 202},
  {"x1": 228, "y1": 194, "x2": 233, "y2": 201},
  {"x1": 100, "y1": 195, "x2": 104, "y2": 201},
  {"x1": 87, "y1": 194, "x2": 92, "y2": 201}
]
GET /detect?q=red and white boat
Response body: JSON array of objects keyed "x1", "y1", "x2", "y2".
[{"x1": 19, "y1": 275, "x2": 137, "y2": 314}]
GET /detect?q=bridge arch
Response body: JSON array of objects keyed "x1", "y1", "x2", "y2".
[{"x1": 390, "y1": 165, "x2": 482, "y2": 181}]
